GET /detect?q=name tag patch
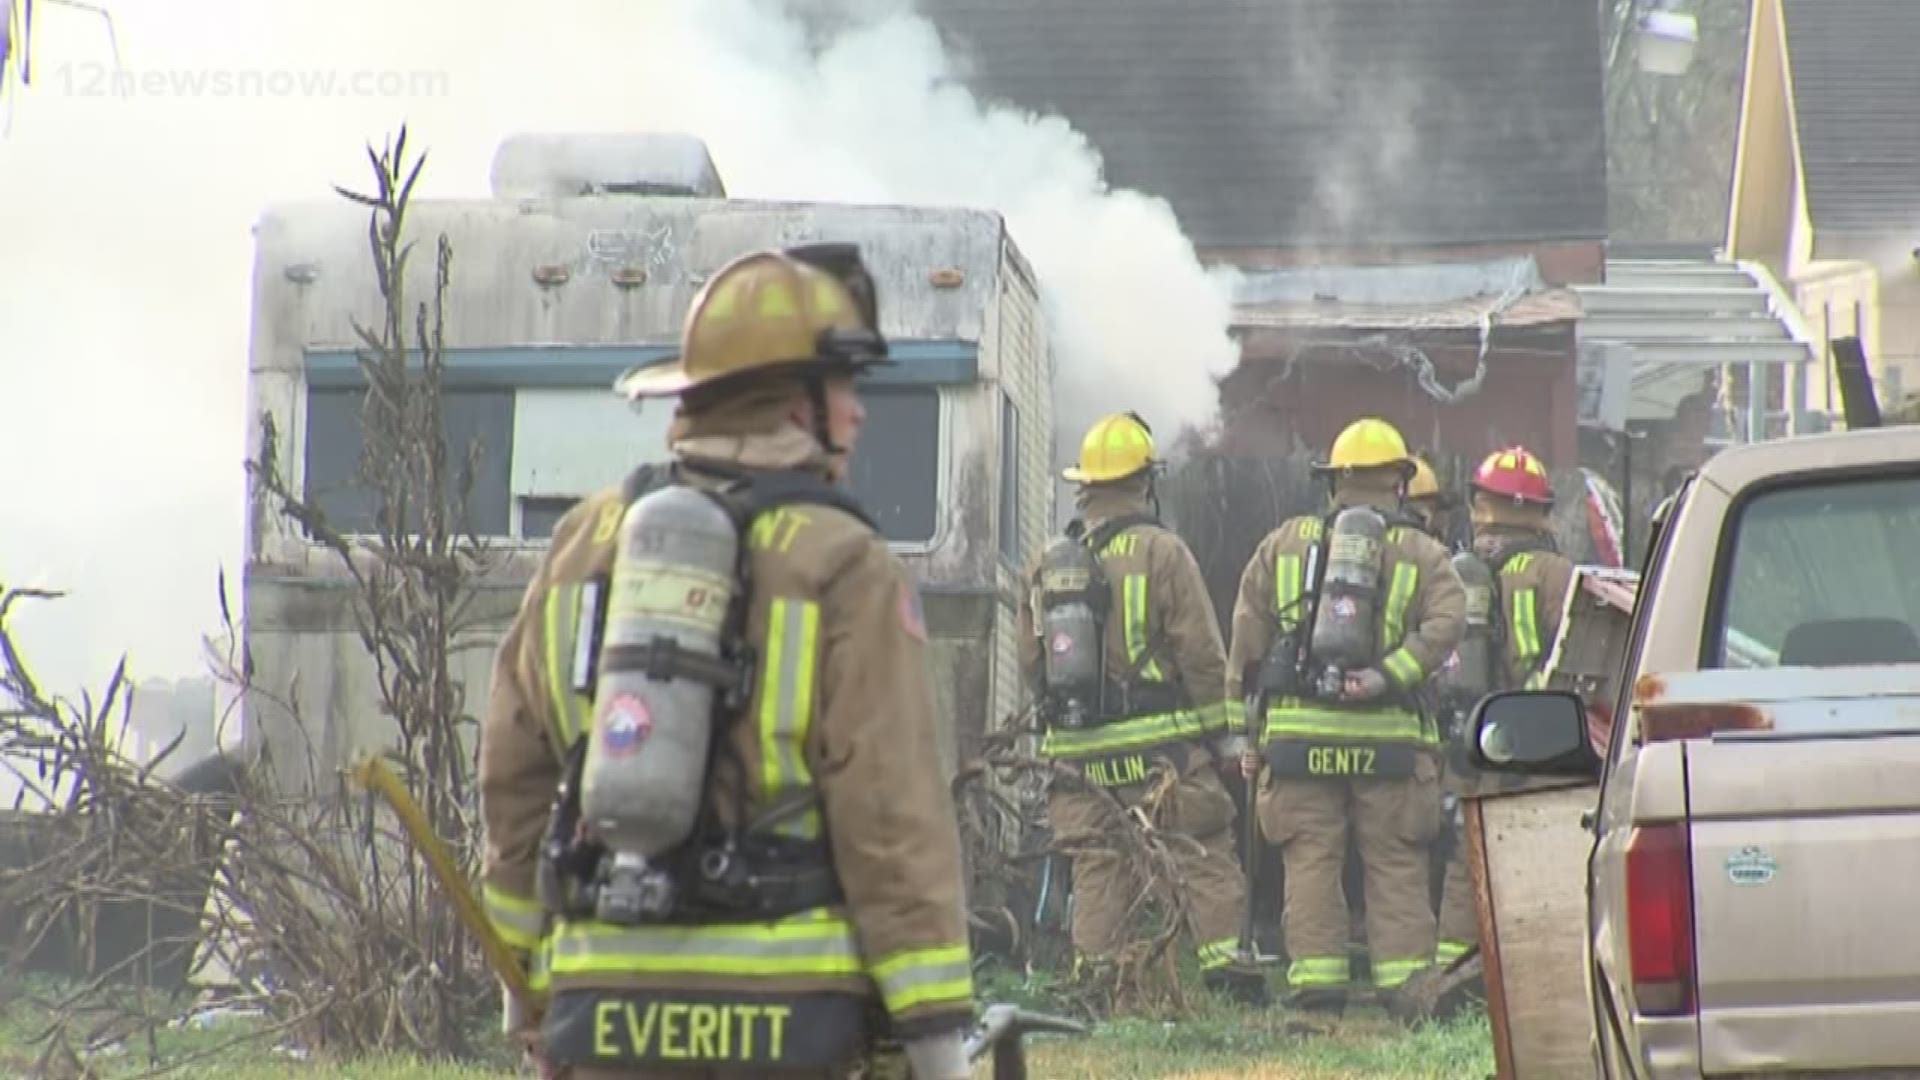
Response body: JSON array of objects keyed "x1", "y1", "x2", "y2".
[
  {"x1": 1264, "y1": 741, "x2": 1417, "y2": 780},
  {"x1": 1082, "y1": 752, "x2": 1151, "y2": 788},
  {"x1": 544, "y1": 989, "x2": 868, "y2": 1069}
]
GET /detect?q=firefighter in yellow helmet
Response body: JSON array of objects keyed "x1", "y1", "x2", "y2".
[
  {"x1": 1405, "y1": 456, "x2": 1456, "y2": 547},
  {"x1": 1017, "y1": 412, "x2": 1264, "y2": 1006},
  {"x1": 479, "y1": 245, "x2": 974, "y2": 1080},
  {"x1": 1226, "y1": 417, "x2": 1465, "y2": 1013},
  {"x1": 1430, "y1": 446, "x2": 1577, "y2": 968}
]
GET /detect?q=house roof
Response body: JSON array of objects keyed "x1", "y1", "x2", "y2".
[
  {"x1": 1781, "y1": 0, "x2": 1920, "y2": 232},
  {"x1": 922, "y1": 0, "x2": 1608, "y2": 250},
  {"x1": 1229, "y1": 255, "x2": 1583, "y2": 330}
]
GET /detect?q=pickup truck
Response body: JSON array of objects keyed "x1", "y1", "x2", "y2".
[{"x1": 1472, "y1": 424, "x2": 1920, "y2": 1078}]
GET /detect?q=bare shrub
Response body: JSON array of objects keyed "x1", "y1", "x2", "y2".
[{"x1": 952, "y1": 714, "x2": 1210, "y2": 1021}]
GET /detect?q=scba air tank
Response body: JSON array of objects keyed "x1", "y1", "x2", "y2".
[
  {"x1": 1436, "y1": 552, "x2": 1497, "y2": 702},
  {"x1": 580, "y1": 484, "x2": 739, "y2": 858},
  {"x1": 1035, "y1": 534, "x2": 1104, "y2": 727},
  {"x1": 1308, "y1": 505, "x2": 1388, "y2": 671}
]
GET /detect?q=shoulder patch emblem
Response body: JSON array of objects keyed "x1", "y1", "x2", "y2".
[{"x1": 898, "y1": 580, "x2": 927, "y2": 642}]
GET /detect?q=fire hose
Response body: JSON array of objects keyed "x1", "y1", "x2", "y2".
[{"x1": 346, "y1": 754, "x2": 538, "y2": 1014}]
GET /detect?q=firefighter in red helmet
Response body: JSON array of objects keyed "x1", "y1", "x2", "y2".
[{"x1": 1433, "y1": 446, "x2": 1576, "y2": 968}]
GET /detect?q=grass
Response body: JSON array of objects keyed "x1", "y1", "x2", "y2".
[
  {"x1": 0, "y1": 976, "x2": 1495, "y2": 1079},
  {"x1": 1027, "y1": 1008, "x2": 1494, "y2": 1079}
]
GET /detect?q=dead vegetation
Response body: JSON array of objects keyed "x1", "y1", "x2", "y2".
[
  {"x1": 953, "y1": 717, "x2": 1216, "y2": 1020},
  {"x1": 0, "y1": 127, "x2": 509, "y2": 1076}
]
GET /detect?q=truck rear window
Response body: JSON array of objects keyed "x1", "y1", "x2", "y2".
[{"x1": 1710, "y1": 474, "x2": 1920, "y2": 668}]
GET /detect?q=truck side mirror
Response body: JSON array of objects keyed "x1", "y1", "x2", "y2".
[{"x1": 1470, "y1": 690, "x2": 1601, "y2": 777}]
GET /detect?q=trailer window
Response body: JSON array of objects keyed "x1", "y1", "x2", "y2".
[
  {"x1": 847, "y1": 388, "x2": 940, "y2": 544},
  {"x1": 1709, "y1": 474, "x2": 1920, "y2": 669},
  {"x1": 520, "y1": 496, "x2": 580, "y2": 540},
  {"x1": 303, "y1": 387, "x2": 514, "y2": 537}
]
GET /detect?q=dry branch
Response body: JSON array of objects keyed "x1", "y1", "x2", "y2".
[{"x1": 951, "y1": 718, "x2": 1212, "y2": 1020}]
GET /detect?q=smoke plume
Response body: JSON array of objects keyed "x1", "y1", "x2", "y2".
[
  {"x1": 636, "y1": 0, "x2": 1241, "y2": 465},
  {"x1": 0, "y1": 0, "x2": 1237, "y2": 687}
]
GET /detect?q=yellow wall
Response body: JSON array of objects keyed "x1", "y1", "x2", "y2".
[{"x1": 1727, "y1": 0, "x2": 1899, "y2": 419}]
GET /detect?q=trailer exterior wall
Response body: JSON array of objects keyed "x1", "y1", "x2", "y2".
[{"x1": 243, "y1": 194, "x2": 1046, "y2": 797}]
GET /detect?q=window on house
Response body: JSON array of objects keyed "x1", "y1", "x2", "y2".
[
  {"x1": 846, "y1": 388, "x2": 940, "y2": 543},
  {"x1": 302, "y1": 386, "x2": 515, "y2": 536},
  {"x1": 998, "y1": 391, "x2": 1021, "y2": 565}
]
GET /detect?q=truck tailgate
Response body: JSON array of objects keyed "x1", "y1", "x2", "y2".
[{"x1": 1687, "y1": 733, "x2": 1920, "y2": 1073}]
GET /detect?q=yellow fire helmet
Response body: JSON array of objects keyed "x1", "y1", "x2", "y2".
[
  {"x1": 1408, "y1": 455, "x2": 1441, "y2": 500},
  {"x1": 1062, "y1": 412, "x2": 1158, "y2": 484},
  {"x1": 616, "y1": 247, "x2": 890, "y2": 400},
  {"x1": 1314, "y1": 416, "x2": 1415, "y2": 477}
]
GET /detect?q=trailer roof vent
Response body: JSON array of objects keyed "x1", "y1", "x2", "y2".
[{"x1": 489, "y1": 133, "x2": 727, "y2": 201}]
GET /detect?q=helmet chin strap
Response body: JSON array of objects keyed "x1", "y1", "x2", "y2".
[{"x1": 803, "y1": 373, "x2": 842, "y2": 457}]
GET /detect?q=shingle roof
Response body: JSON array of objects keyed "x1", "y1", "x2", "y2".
[
  {"x1": 1781, "y1": 0, "x2": 1920, "y2": 233},
  {"x1": 922, "y1": 0, "x2": 1608, "y2": 250}
]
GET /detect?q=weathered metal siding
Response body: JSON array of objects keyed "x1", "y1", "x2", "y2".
[
  {"x1": 244, "y1": 194, "x2": 1032, "y2": 793},
  {"x1": 984, "y1": 233, "x2": 1052, "y2": 748},
  {"x1": 248, "y1": 196, "x2": 1008, "y2": 573}
]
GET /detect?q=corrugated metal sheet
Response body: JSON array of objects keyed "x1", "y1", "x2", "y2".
[
  {"x1": 1230, "y1": 256, "x2": 1580, "y2": 329},
  {"x1": 1781, "y1": 0, "x2": 1920, "y2": 233},
  {"x1": 252, "y1": 196, "x2": 1009, "y2": 356},
  {"x1": 922, "y1": 0, "x2": 1607, "y2": 248},
  {"x1": 1234, "y1": 289, "x2": 1581, "y2": 331},
  {"x1": 1573, "y1": 258, "x2": 1815, "y2": 424}
]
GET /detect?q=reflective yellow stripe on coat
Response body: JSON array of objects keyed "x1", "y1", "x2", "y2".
[
  {"x1": 483, "y1": 883, "x2": 548, "y2": 953},
  {"x1": 1120, "y1": 573, "x2": 1166, "y2": 681},
  {"x1": 760, "y1": 598, "x2": 823, "y2": 840},
  {"x1": 871, "y1": 945, "x2": 974, "y2": 1016},
  {"x1": 1261, "y1": 698, "x2": 1435, "y2": 745},
  {"x1": 547, "y1": 908, "x2": 862, "y2": 980},
  {"x1": 541, "y1": 583, "x2": 594, "y2": 749},
  {"x1": 1376, "y1": 560, "x2": 1422, "y2": 688},
  {"x1": 1041, "y1": 706, "x2": 1214, "y2": 759}
]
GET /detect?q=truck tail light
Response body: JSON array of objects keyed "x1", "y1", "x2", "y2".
[{"x1": 1625, "y1": 822, "x2": 1696, "y2": 1016}]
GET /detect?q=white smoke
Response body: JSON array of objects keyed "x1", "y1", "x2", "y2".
[
  {"x1": 0, "y1": 0, "x2": 1238, "y2": 689},
  {"x1": 634, "y1": 0, "x2": 1241, "y2": 462}
]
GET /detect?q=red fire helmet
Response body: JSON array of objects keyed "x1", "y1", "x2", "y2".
[{"x1": 1471, "y1": 446, "x2": 1555, "y2": 505}]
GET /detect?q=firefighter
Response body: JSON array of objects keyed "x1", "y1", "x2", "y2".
[
  {"x1": 1018, "y1": 411, "x2": 1263, "y2": 1006},
  {"x1": 1405, "y1": 456, "x2": 1455, "y2": 549},
  {"x1": 1466, "y1": 446, "x2": 1576, "y2": 692},
  {"x1": 478, "y1": 245, "x2": 974, "y2": 1080},
  {"x1": 1226, "y1": 417, "x2": 1466, "y2": 1013},
  {"x1": 1433, "y1": 445, "x2": 1577, "y2": 965}
]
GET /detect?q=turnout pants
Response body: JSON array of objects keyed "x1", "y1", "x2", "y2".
[
  {"x1": 1435, "y1": 760, "x2": 1478, "y2": 964},
  {"x1": 1256, "y1": 751, "x2": 1443, "y2": 992},
  {"x1": 1049, "y1": 745, "x2": 1249, "y2": 974}
]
